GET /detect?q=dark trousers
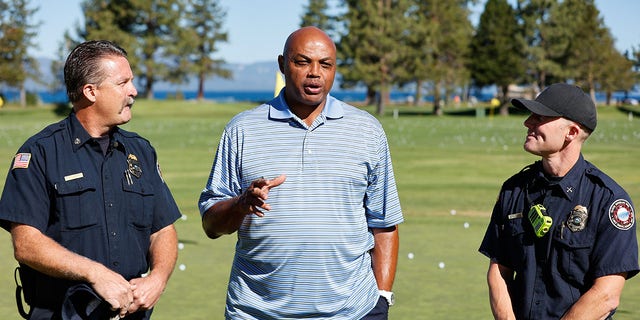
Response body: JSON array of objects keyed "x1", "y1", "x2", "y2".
[
  {"x1": 361, "y1": 297, "x2": 390, "y2": 320},
  {"x1": 27, "y1": 307, "x2": 59, "y2": 320},
  {"x1": 28, "y1": 306, "x2": 152, "y2": 320}
]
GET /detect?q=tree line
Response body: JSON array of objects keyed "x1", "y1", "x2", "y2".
[
  {"x1": 303, "y1": 0, "x2": 640, "y2": 115},
  {"x1": 1, "y1": 0, "x2": 229, "y2": 106},
  {"x1": 2, "y1": 0, "x2": 640, "y2": 115}
]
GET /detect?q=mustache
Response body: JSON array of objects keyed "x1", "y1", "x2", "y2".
[{"x1": 118, "y1": 99, "x2": 135, "y2": 114}]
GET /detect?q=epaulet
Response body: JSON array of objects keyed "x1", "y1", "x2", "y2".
[
  {"x1": 24, "y1": 119, "x2": 67, "y2": 144},
  {"x1": 501, "y1": 162, "x2": 538, "y2": 189},
  {"x1": 44, "y1": 119, "x2": 67, "y2": 134},
  {"x1": 116, "y1": 128, "x2": 151, "y2": 145},
  {"x1": 117, "y1": 127, "x2": 142, "y2": 139},
  {"x1": 583, "y1": 161, "x2": 612, "y2": 187},
  {"x1": 518, "y1": 161, "x2": 540, "y2": 175}
]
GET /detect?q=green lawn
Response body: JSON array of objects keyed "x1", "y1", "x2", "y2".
[{"x1": 0, "y1": 100, "x2": 638, "y2": 319}]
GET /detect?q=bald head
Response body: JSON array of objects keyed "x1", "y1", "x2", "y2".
[
  {"x1": 277, "y1": 26, "x2": 337, "y2": 118},
  {"x1": 282, "y1": 26, "x2": 336, "y2": 57}
]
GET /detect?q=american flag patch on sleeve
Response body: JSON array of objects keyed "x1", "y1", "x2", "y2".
[{"x1": 13, "y1": 153, "x2": 31, "y2": 169}]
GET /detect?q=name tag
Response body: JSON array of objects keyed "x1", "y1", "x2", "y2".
[
  {"x1": 508, "y1": 212, "x2": 523, "y2": 220},
  {"x1": 64, "y1": 172, "x2": 84, "y2": 181}
]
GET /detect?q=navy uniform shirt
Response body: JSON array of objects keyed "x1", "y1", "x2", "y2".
[
  {"x1": 0, "y1": 112, "x2": 181, "y2": 308},
  {"x1": 479, "y1": 155, "x2": 639, "y2": 319}
]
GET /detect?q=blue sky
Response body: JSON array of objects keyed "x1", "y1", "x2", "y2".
[{"x1": 31, "y1": 0, "x2": 640, "y2": 64}]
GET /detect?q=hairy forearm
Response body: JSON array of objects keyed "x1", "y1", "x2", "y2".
[
  {"x1": 371, "y1": 226, "x2": 399, "y2": 290},
  {"x1": 147, "y1": 225, "x2": 178, "y2": 281},
  {"x1": 487, "y1": 261, "x2": 516, "y2": 320},
  {"x1": 13, "y1": 223, "x2": 137, "y2": 316},
  {"x1": 11, "y1": 223, "x2": 111, "y2": 284},
  {"x1": 561, "y1": 274, "x2": 626, "y2": 320},
  {"x1": 126, "y1": 224, "x2": 179, "y2": 312}
]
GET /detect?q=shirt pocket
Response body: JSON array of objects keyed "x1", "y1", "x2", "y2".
[
  {"x1": 55, "y1": 179, "x2": 98, "y2": 229},
  {"x1": 502, "y1": 218, "x2": 530, "y2": 267},
  {"x1": 121, "y1": 178, "x2": 155, "y2": 229},
  {"x1": 505, "y1": 218, "x2": 526, "y2": 237},
  {"x1": 553, "y1": 230, "x2": 594, "y2": 286}
]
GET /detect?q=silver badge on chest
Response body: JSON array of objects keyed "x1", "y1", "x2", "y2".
[{"x1": 566, "y1": 205, "x2": 588, "y2": 232}]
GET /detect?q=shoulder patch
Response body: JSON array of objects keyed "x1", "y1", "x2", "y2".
[
  {"x1": 609, "y1": 199, "x2": 634, "y2": 230},
  {"x1": 156, "y1": 161, "x2": 165, "y2": 183},
  {"x1": 12, "y1": 153, "x2": 31, "y2": 169}
]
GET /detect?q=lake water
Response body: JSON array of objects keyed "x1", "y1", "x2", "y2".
[{"x1": 1, "y1": 89, "x2": 637, "y2": 105}]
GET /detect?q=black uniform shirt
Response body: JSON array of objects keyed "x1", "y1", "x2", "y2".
[
  {"x1": 0, "y1": 112, "x2": 181, "y2": 307},
  {"x1": 479, "y1": 155, "x2": 639, "y2": 319}
]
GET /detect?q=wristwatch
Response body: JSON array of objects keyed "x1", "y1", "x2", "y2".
[{"x1": 379, "y1": 290, "x2": 395, "y2": 306}]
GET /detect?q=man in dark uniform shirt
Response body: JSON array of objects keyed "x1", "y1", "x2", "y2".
[
  {"x1": 479, "y1": 83, "x2": 639, "y2": 319},
  {"x1": 0, "y1": 40, "x2": 181, "y2": 319}
]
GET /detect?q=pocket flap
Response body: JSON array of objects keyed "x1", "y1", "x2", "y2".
[
  {"x1": 55, "y1": 179, "x2": 95, "y2": 195},
  {"x1": 122, "y1": 179, "x2": 154, "y2": 196}
]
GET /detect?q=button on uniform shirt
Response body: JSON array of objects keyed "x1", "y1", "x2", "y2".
[
  {"x1": 199, "y1": 93, "x2": 404, "y2": 319},
  {"x1": 479, "y1": 156, "x2": 639, "y2": 319},
  {"x1": 0, "y1": 112, "x2": 181, "y2": 309}
]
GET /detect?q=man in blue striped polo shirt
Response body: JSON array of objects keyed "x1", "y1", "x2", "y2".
[{"x1": 198, "y1": 26, "x2": 404, "y2": 319}]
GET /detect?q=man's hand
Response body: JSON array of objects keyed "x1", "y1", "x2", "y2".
[
  {"x1": 10, "y1": 223, "x2": 133, "y2": 318},
  {"x1": 127, "y1": 274, "x2": 165, "y2": 313},
  {"x1": 202, "y1": 174, "x2": 287, "y2": 238},
  {"x1": 89, "y1": 267, "x2": 133, "y2": 319},
  {"x1": 236, "y1": 174, "x2": 286, "y2": 217}
]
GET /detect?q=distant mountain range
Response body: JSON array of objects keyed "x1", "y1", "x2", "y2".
[{"x1": 25, "y1": 58, "x2": 283, "y2": 93}]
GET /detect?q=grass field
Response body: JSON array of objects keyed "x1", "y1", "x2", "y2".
[{"x1": 0, "y1": 100, "x2": 638, "y2": 319}]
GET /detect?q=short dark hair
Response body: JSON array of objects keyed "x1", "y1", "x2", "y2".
[{"x1": 64, "y1": 40, "x2": 128, "y2": 103}]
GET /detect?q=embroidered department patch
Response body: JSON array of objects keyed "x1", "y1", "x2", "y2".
[
  {"x1": 12, "y1": 153, "x2": 31, "y2": 169},
  {"x1": 156, "y1": 161, "x2": 165, "y2": 183},
  {"x1": 609, "y1": 199, "x2": 635, "y2": 230}
]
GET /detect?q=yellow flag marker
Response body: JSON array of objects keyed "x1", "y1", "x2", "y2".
[{"x1": 274, "y1": 71, "x2": 285, "y2": 97}]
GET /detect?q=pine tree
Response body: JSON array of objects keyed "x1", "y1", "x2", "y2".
[
  {"x1": 0, "y1": 0, "x2": 40, "y2": 107},
  {"x1": 469, "y1": 0, "x2": 524, "y2": 115},
  {"x1": 598, "y1": 45, "x2": 634, "y2": 105},
  {"x1": 516, "y1": 0, "x2": 563, "y2": 89},
  {"x1": 300, "y1": 0, "x2": 334, "y2": 34},
  {"x1": 403, "y1": 0, "x2": 472, "y2": 114},
  {"x1": 632, "y1": 47, "x2": 640, "y2": 86},
  {"x1": 180, "y1": 0, "x2": 231, "y2": 101},
  {"x1": 554, "y1": 0, "x2": 620, "y2": 101},
  {"x1": 78, "y1": 0, "x2": 186, "y2": 99},
  {"x1": 337, "y1": 0, "x2": 412, "y2": 115}
]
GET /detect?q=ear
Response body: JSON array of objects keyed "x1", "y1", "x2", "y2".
[
  {"x1": 82, "y1": 84, "x2": 97, "y2": 103},
  {"x1": 278, "y1": 55, "x2": 285, "y2": 74},
  {"x1": 565, "y1": 122, "x2": 581, "y2": 142}
]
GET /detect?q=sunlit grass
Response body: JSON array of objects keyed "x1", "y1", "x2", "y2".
[{"x1": 0, "y1": 100, "x2": 638, "y2": 319}]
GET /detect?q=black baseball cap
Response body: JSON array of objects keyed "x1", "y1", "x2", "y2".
[
  {"x1": 511, "y1": 83, "x2": 597, "y2": 132},
  {"x1": 62, "y1": 283, "x2": 118, "y2": 319}
]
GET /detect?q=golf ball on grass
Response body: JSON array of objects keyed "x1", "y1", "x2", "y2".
[
  {"x1": 179, "y1": 264, "x2": 186, "y2": 271},
  {"x1": 407, "y1": 252, "x2": 414, "y2": 259},
  {"x1": 438, "y1": 262, "x2": 445, "y2": 269}
]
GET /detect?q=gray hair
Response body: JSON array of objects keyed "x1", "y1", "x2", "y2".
[{"x1": 64, "y1": 40, "x2": 128, "y2": 103}]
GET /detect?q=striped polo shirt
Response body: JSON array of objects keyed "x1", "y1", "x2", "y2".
[{"x1": 199, "y1": 93, "x2": 404, "y2": 319}]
